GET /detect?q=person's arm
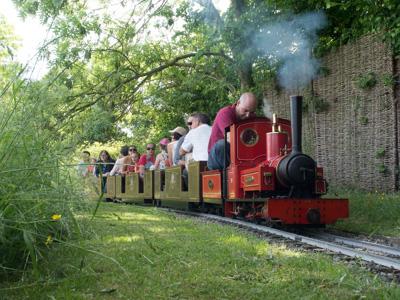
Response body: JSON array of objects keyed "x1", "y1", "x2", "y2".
[
  {"x1": 120, "y1": 157, "x2": 130, "y2": 174},
  {"x1": 138, "y1": 155, "x2": 146, "y2": 176},
  {"x1": 179, "y1": 147, "x2": 187, "y2": 156},
  {"x1": 180, "y1": 132, "x2": 193, "y2": 156},
  {"x1": 109, "y1": 162, "x2": 118, "y2": 176},
  {"x1": 154, "y1": 154, "x2": 161, "y2": 170},
  {"x1": 167, "y1": 143, "x2": 174, "y2": 166},
  {"x1": 139, "y1": 165, "x2": 145, "y2": 176}
]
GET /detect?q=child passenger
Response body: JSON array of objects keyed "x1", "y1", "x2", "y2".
[
  {"x1": 127, "y1": 150, "x2": 140, "y2": 173},
  {"x1": 154, "y1": 138, "x2": 170, "y2": 170}
]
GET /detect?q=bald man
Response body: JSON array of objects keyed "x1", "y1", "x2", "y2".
[{"x1": 207, "y1": 92, "x2": 257, "y2": 170}]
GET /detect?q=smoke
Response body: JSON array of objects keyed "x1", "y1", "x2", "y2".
[
  {"x1": 254, "y1": 11, "x2": 327, "y2": 91},
  {"x1": 262, "y1": 97, "x2": 273, "y2": 119}
]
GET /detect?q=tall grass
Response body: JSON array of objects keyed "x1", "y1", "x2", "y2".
[
  {"x1": 0, "y1": 72, "x2": 90, "y2": 281},
  {"x1": 328, "y1": 187, "x2": 400, "y2": 236}
]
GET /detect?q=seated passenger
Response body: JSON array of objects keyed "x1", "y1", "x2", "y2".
[
  {"x1": 138, "y1": 143, "x2": 156, "y2": 176},
  {"x1": 179, "y1": 113, "x2": 211, "y2": 187},
  {"x1": 180, "y1": 113, "x2": 211, "y2": 164},
  {"x1": 173, "y1": 115, "x2": 194, "y2": 166},
  {"x1": 109, "y1": 146, "x2": 131, "y2": 176},
  {"x1": 88, "y1": 158, "x2": 97, "y2": 176},
  {"x1": 154, "y1": 138, "x2": 170, "y2": 170},
  {"x1": 207, "y1": 92, "x2": 257, "y2": 170},
  {"x1": 167, "y1": 127, "x2": 187, "y2": 166},
  {"x1": 95, "y1": 150, "x2": 115, "y2": 177},
  {"x1": 127, "y1": 150, "x2": 140, "y2": 174},
  {"x1": 77, "y1": 151, "x2": 91, "y2": 177},
  {"x1": 95, "y1": 150, "x2": 115, "y2": 197}
]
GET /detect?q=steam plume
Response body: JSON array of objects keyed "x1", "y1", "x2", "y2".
[{"x1": 254, "y1": 11, "x2": 327, "y2": 91}]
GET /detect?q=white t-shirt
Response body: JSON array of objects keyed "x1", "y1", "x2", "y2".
[
  {"x1": 110, "y1": 157, "x2": 124, "y2": 176},
  {"x1": 181, "y1": 124, "x2": 212, "y2": 161}
]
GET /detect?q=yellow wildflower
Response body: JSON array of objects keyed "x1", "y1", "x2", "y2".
[
  {"x1": 45, "y1": 235, "x2": 53, "y2": 246},
  {"x1": 51, "y1": 214, "x2": 62, "y2": 221}
]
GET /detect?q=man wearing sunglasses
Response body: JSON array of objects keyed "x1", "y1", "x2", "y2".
[
  {"x1": 208, "y1": 92, "x2": 257, "y2": 170},
  {"x1": 179, "y1": 113, "x2": 211, "y2": 164},
  {"x1": 138, "y1": 143, "x2": 156, "y2": 176}
]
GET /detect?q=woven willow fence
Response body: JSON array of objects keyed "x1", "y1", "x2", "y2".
[{"x1": 264, "y1": 34, "x2": 399, "y2": 191}]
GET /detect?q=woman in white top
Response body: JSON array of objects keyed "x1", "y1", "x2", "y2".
[{"x1": 109, "y1": 146, "x2": 131, "y2": 175}]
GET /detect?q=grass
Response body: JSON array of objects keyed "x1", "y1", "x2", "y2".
[
  {"x1": 328, "y1": 188, "x2": 400, "y2": 237},
  {"x1": 1, "y1": 203, "x2": 399, "y2": 299}
]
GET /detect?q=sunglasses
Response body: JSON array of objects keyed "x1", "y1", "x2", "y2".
[
  {"x1": 187, "y1": 122, "x2": 192, "y2": 126},
  {"x1": 147, "y1": 147, "x2": 154, "y2": 150},
  {"x1": 129, "y1": 148, "x2": 136, "y2": 151}
]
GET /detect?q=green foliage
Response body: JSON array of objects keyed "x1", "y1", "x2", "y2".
[
  {"x1": 359, "y1": 115, "x2": 369, "y2": 125},
  {"x1": 355, "y1": 72, "x2": 377, "y2": 90},
  {"x1": 303, "y1": 95, "x2": 330, "y2": 114},
  {"x1": 375, "y1": 148, "x2": 386, "y2": 159},
  {"x1": 329, "y1": 188, "x2": 400, "y2": 237},
  {"x1": 272, "y1": 0, "x2": 400, "y2": 55},
  {"x1": 382, "y1": 74, "x2": 396, "y2": 87},
  {"x1": 0, "y1": 19, "x2": 89, "y2": 279},
  {"x1": 377, "y1": 164, "x2": 388, "y2": 174}
]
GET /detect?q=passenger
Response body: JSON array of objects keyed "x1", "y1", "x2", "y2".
[
  {"x1": 138, "y1": 143, "x2": 156, "y2": 176},
  {"x1": 88, "y1": 157, "x2": 97, "y2": 176},
  {"x1": 179, "y1": 113, "x2": 211, "y2": 187},
  {"x1": 173, "y1": 115, "x2": 194, "y2": 166},
  {"x1": 95, "y1": 150, "x2": 115, "y2": 197},
  {"x1": 180, "y1": 113, "x2": 211, "y2": 164},
  {"x1": 95, "y1": 150, "x2": 115, "y2": 177},
  {"x1": 154, "y1": 138, "x2": 170, "y2": 170},
  {"x1": 126, "y1": 146, "x2": 140, "y2": 173},
  {"x1": 77, "y1": 151, "x2": 91, "y2": 177},
  {"x1": 207, "y1": 92, "x2": 257, "y2": 170},
  {"x1": 167, "y1": 126, "x2": 187, "y2": 166},
  {"x1": 127, "y1": 151, "x2": 140, "y2": 173},
  {"x1": 128, "y1": 145, "x2": 138, "y2": 155},
  {"x1": 109, "y1": 146, "x2": 131, "y2": 176}
]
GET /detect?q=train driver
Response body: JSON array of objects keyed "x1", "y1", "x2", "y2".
[{"x1": 207, "y1": 92, "x2": 257, "y2": 170}]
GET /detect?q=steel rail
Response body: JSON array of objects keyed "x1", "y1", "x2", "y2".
[
  {"x1": 306, "y1": 232, "x2": 400, "y2": 257},
  {"x1": 166, "y1": 209, "x2": 400, "y2": 270}
]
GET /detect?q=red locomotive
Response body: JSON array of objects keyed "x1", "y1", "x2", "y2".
[
  {"x1": 201, "y1": 95, "x2": 348, "y2": 225},
  {"x1": 106, "y1": 95, "x2": 348, "y2": 226}
]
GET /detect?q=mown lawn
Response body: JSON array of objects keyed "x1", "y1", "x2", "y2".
[
  {"x1": 329, "y1": 189, "x2": 400, "y2": 237},
  {"x1": 1, "y1": 203, "x2": 399, "y2": 299}
]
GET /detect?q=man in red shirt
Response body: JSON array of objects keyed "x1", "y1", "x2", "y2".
[{"x1": 207, "y1": 92, "x2": 257, "y2": 170}]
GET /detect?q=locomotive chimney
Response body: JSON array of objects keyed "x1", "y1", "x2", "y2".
[{"x1": 290, "y1": 95, "x2": 302, "y2": 153}]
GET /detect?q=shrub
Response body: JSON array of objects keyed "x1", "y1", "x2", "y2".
[{"x1": 355, "y1": 72, "x2": 377, "y2": 90}]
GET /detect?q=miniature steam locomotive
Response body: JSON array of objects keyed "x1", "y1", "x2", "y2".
[{"x1": 104, "y1": 96, "x2": 348, "y2": 226}]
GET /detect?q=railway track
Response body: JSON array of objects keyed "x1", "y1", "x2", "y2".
[{"x1": 163, "y1": 208, "x2": 400, "y2": 274}]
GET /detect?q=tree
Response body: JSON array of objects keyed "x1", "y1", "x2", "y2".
[{"x1": 11, "y1": 0, "x2": 400, "y2": 145}]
